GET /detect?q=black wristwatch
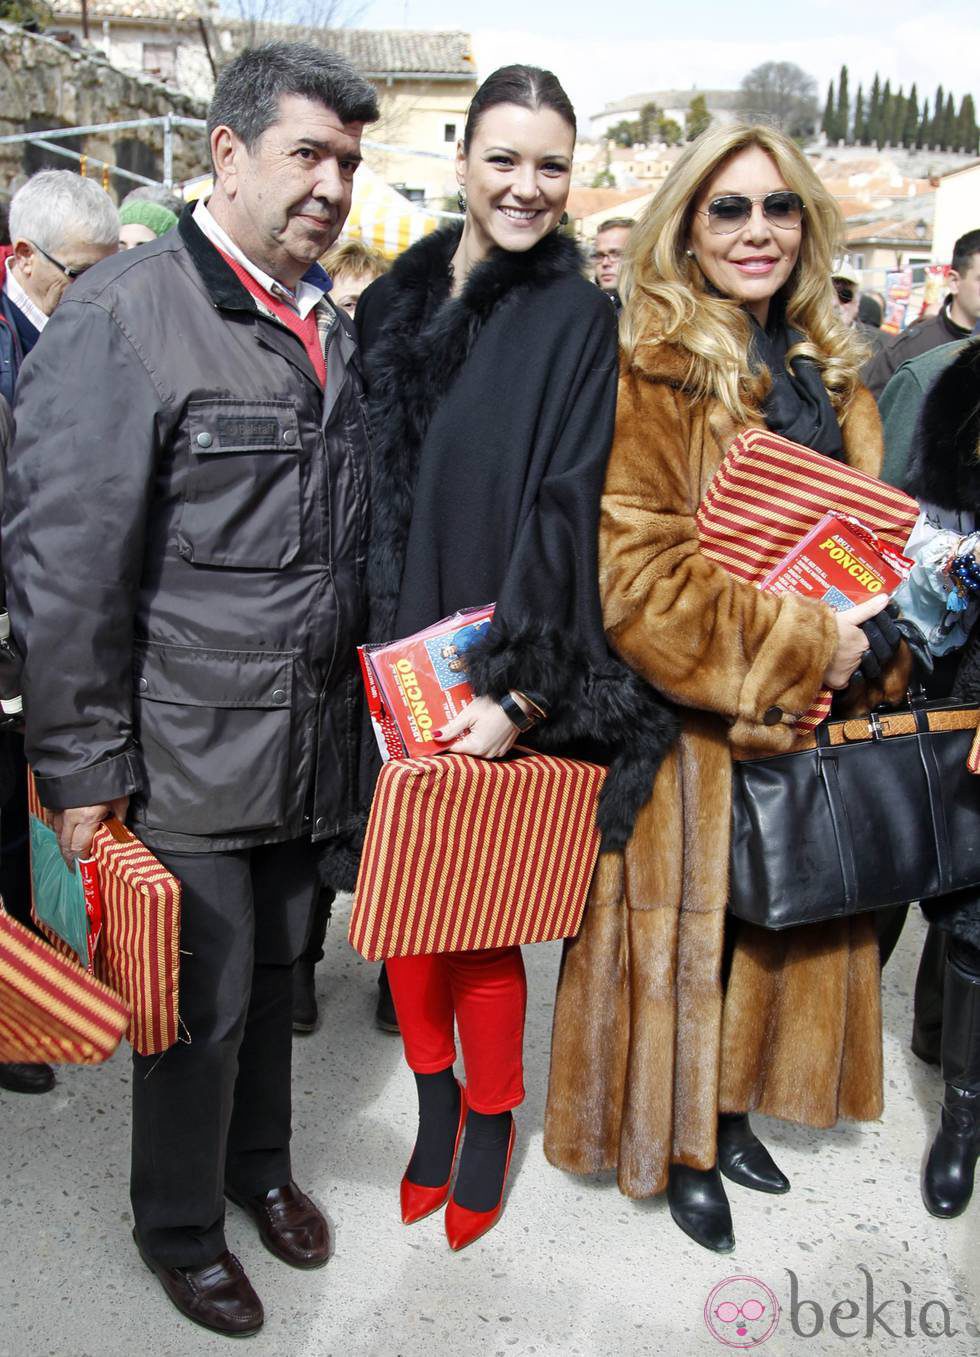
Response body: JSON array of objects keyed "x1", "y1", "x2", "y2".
[{"x1": 498, "y1": 691, "x2": 537, "y2": 732}]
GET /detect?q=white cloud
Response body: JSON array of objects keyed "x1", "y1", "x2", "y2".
[{"x1": 473, "y1": 26, "x2": 980, "y2": 131}]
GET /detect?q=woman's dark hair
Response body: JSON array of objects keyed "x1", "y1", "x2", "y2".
[{"x1": 462, "y1": 65, "x2": 576, "y2": 153}]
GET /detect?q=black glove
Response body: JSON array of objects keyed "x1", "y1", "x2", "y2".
[{"x1": 856, "y1": 601, "x2": 903, "y2": 682}]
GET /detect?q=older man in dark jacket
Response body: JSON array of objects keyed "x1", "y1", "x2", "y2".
[{"x1": 3, "y1": 44, "x2": 377, "y2": 1337}]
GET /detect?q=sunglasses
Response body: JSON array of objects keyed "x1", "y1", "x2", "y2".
[
  {"x1": 29, "y1": 241, "x2": 93, "y2": 280},
  {"x1": 697, "y1": 191, "x2": 804, "y2": 235},
  {"x1": 715, "y1": 1300, "x2": 767, "y2": 1323}
]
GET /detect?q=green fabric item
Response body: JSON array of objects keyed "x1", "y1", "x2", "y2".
[
  {"x1": 29, "y1": 812, "x2": 90, "y2": 965},
  {"x1": 118, "y1": 200, "x2": 178, "y2": 237},
  {"x1": 879, "y1": 340, "x2": 970, "y2": 488}
]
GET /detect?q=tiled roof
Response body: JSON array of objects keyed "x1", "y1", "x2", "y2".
[
  {"x1": 845, "y1": 217, "x2": 933, "y2": 244},
  {"x1": 219, "y1": 24, "x2": 476, "y2": 77},
  {"x1": 594, "y1": 89, "x2": 738, "y2": 117},
  {"x1": 52, "y1": 0, "x2": 201, "y2": 21}
]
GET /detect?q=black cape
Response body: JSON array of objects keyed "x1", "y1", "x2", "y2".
[{"x1": 320, "y1": 226, "x2": 678, "y2": 887}]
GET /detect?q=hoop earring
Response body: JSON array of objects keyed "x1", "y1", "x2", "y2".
[{"x1": 457, "y1": 189, "x2": 467, "y2": 212}]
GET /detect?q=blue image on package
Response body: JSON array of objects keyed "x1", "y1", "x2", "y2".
[
  {"x1": 424, "y1": 618, "x2": 493, "y2": 692},
  {"x1": 821, "y1": 585, "x2": 854, "y2": 613}
]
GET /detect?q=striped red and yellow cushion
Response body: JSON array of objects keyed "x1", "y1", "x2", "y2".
[
  {"x1": 28, "y1": 776, "x2": 181, "y2": 1056},
  {"x1": 0, "y1": 907, "x2": 129, "y2": 1064},
  {"x1": 696, "y1": 429, "x2": 920, "y2": 732},
  {"x1": 350, "y1": 751, "x2": 605, "y2": 960}
]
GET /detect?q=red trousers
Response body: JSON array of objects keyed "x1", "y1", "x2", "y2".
[{"x1": 385, "y1": 946, "x2": 527, "y2": 1114}]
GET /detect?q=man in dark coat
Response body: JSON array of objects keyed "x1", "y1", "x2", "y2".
[
  {"x1": 901, "y1": 339, "x2": 980, "y2": 1220},
  {"x1": 864, "y1": 227, "x2": 980, "y2": 398},
  {"x1": 0, "y1": 172, "x2": 119, "y2": 1096},
  {"x1": 3, "y1": 44, "x2": 377, "y2": 1337}
]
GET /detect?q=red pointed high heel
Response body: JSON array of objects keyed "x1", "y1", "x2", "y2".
[
  {"x1": 444, "y1": 1118, "x2": 516, "y2": 1251},
  {"x1": 400, "y1": 1083, "x2": 468, "y2": 1225}
]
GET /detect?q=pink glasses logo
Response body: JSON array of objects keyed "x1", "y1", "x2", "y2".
[{"x1": 704, "y1": 1276, "x2": 781, "y2": 1348}]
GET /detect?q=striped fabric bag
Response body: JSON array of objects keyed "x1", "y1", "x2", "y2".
[
  {"x1": 696, "y1": 428, "x2": 920, "y2": 732},
  {"x1": 0, "y1": 906, "x2": 129, "y2": 1064},
  {"x1": 350, "y1": 750, "x2": 606, "y2": 960},
  {"x1": 28, "y1": 775, "x2": 181, "y2": 1055}
]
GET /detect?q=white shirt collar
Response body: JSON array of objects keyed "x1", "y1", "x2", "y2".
[
  {"x1": 3, "y1": 257, "x2": 48, "y2": 333},
  {"x1": 192, "y1": 200, "x2": 328, "y2": 320}
]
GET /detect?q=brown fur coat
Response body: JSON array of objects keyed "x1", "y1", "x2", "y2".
[{"x1": 544, "y1": 341, "x2": 904, "y2": 1198}]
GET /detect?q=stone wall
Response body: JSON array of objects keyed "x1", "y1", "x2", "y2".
[{"x1": 0, "y1": 20, "x2": 210, "y2": 197}]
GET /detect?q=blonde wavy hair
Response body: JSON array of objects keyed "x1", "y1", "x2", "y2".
[{"x1": 620, "y1": 122, "x2": 867, "y2": 424}]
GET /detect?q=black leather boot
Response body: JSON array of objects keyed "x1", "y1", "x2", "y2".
[
  {"x1": 667, "y1": 1164, "x2": 735, "y2": 1253},
  {"x1": 718, "y1": 1112, "x2": 790, "y2": 1194},
  {"x1": 911, "y1": 923, "x2": 946, "y2": 1066},
  {"x1": 922, "y1": 943, "x2": 980, "y2": 1218}
]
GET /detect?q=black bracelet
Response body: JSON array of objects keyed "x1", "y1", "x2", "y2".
[{"x1": 498, "y1": 691, "x2": 537, "y2": 732}]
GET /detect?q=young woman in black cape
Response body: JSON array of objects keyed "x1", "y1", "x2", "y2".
[{"x1": 352, "y1": 66, "x2": 676, "y2": 1250}]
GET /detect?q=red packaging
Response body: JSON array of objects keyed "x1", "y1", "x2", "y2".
[
  {"x1": 759, "y1": 513, "x2": 913, "y2": 611},
  {"x1": 358, "y1": 605, "x2": 495, "y2": 760},
  {"x1": 77, "y1": 857, "x2": 103, "y2": 970}
]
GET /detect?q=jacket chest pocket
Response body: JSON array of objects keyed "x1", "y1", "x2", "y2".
[{"x1": 178, "y1": 399, "x2": 302, "y2": 569}]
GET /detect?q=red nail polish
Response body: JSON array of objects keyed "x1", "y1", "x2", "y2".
[{"x1": 433, "y1": 729, "x2": 443, "y2": 739}]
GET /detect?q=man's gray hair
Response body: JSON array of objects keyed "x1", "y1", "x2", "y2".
[
  {"x1": 9, "y1": 170, "x2": 119, "y2": 252},
  {"x1": 207, "y1": 42, "x2": 380, "y2": 152},
  {"x1": 121, "y1": 183, "x2": 184, "y2": 218}
]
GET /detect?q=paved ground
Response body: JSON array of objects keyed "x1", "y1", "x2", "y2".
[{"x1": 2, "y1": 903, "x2": 978, "y2": 1357}]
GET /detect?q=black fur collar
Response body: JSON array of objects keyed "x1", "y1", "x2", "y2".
[
  {"x1": 363, "y1": 225, "x2": 586, "y2": 642},
  {"x1": 905, "y1": 339, "x2": 980, "y2": 512}
]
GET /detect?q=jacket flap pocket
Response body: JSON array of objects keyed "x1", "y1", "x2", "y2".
[
  {"x1": 187, "y1": 399, "x2": 301, "y2": 454},
  {"x1": 134, "y1": 641, "x2": 293, "y2": 709}
]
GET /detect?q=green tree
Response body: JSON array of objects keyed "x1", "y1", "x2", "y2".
[
  {"x1": 685, "y1": 93, "x2": 712, "y2": 141},
  {"x1": 0, "y1": 0, "x2": 52, "y2": 19},
  {"x1": 942, "y1": 91, "x2": 957, "y2": 148},
  {"x1": 902, "y1": 84, "x2": 919, "y2": 147},
  {"x1": 917, "y1": 97, "x2": 930, "y2": 149},
  {"x1": 736, "y1": 61, "x2": 819, "y2": 139},
  {"x1": 958, "y1": 94, "x2": 979, "y2": 155},
  {"x1": 658, "y1": 117, "x2": 683, "y2": 146},
  {"x1": 930, "y1": 84, "x2": 945, "y2": 145},
  {"x1": 836, "y1": 64, "x2": 850, "y2": 142},
  {"x1": 607, "y1": 120, "x2": 636, "y2": 148},
  {"x1": 822, "y1": 79, "x2": 836, "y2": 140},
  {"x1": 888, "y1": 86, "x2": 905, "y2": 146},
  {"x1": 852, "y1": 85, "x2": 865, "y2": 144},
  {"x1": 878, "y1": 79, "x2": 892, "y2": 147},
  {"x1": 866, "y1": 74, "x2": 881, "y2": 146}
]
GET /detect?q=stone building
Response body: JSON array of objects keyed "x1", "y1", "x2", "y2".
[
  {"x1": 49, "y1": 0, "x2": 216, "y2": 98},
  {"x1": 0, "y1": 19, "x2": 209, "y2": 196}
]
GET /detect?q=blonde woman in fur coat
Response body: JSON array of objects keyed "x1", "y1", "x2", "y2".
[{"x1": 544, "y1": 122, "x2": 911, "y2": 1253}]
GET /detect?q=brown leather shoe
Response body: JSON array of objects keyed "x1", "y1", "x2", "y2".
[
  {"x1": 226, "y1": 1181, "x2": 331, "y2": 1269},
  {"x1": 134, "y1": 1231, "x2": 263, "y2": 1336}
]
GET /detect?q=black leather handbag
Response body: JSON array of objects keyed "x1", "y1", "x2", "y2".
[{"x1": 729, "y1": 692, "x2": 980, "y2": 929}]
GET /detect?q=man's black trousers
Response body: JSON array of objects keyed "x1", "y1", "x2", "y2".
[{"x1": 131, "y1": 836, "x2": 319, "y2": 1268}]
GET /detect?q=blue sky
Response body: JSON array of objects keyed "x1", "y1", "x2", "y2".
[{"x1": 358, "y1": 1, "x2": 980, "y2": 129}]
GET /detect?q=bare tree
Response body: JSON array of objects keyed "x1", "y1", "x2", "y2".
[
  {"x1": 737, "y1": 61, "x2": 820, "y2": 140},
  {"x1": 212, "y1": 0, "x2": 367, "y2": 61}
]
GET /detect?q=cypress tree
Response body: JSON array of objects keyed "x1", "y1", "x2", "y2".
[
  {"x1": 867, "y1": 74, "x2": 881, "y2": 146},
  {"x1": 917, "y1": 97, "x2": 930, "y2": 149},
  {"x1": 853, "y1": 85, "x2": 865, "y2": 145},
  {"x1": 943, "y1": 91, "x2": 956, "y2": 149},
  {"x1": 822, "y1": 79, "x2": 836, "y2": 140},
  {"x1": 879, "y1": 79, "x2": 892, "y2": 147},
  {"x1": 960, "y1": 94, "x2": 979, "y2": 155},
  {"x1": 889, "y1": 86, "x2": 905, "y2": 146},
  {"x1": 836, "y1": 64, "x2": 850, "y2": 142},
  {"x1": 903, "y1": 83, "x2": 918, "y2": 147},
  {"x1": 931, "y1": 84, "x2": 944, "y2": 145}
]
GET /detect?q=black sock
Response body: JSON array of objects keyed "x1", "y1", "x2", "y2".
[
  {"x1": 453, "y1": 1110, "x2": 513, "y2": 1212},
  {"x1": 406, "y1": 1067, "x2": 461, "y2": 1187}
]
